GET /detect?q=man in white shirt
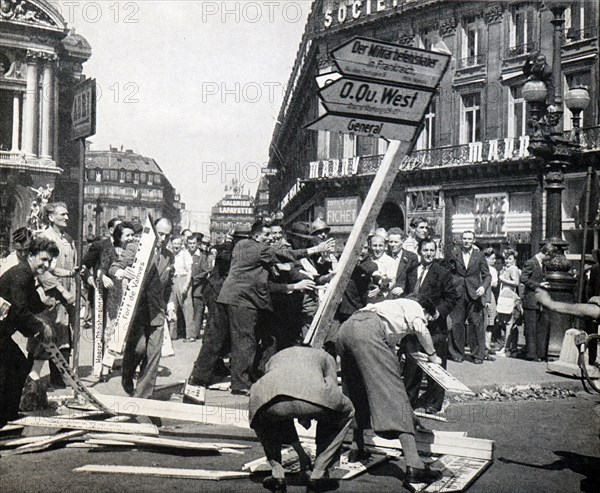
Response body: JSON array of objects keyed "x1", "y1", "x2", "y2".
[
  {"x1": 387, "y1": 228, "x2": 418, "y2": 299},
  {"x1": 169, "y1": 235, "x2": 194, "y2": 341},
  {"x1": 367, "y1": 233, "x2": 396, "y2": 303}
]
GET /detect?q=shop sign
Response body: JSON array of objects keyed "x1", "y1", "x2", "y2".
[
  {"x1": 407, "y1": 188, "x2": 441, "y2": 213},
  {"x1": 71, "y1": 78, "x2": 96, "y2": 141},
  {"x1": 326, "y1": 197, "x2": 362, "y2": 225},
  {"x1": 323, "y1": 1, "x2": 417, "y2": 31},
  {"x1": 474, "y1": 193, "x2": 507, "y2": 237}
]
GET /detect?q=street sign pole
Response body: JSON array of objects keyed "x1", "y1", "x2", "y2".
[{"x1": 303, "y1": 38, "x2": 450, "y2": 346}]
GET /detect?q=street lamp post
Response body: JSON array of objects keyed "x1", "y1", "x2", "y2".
[{"x1": 522, "y1": 1, "x2": 591, "y2": 355}]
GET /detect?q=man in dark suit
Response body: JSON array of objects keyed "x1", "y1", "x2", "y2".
[
  {"x1": 250, "y1": 345, "x2": 354, "y2": 493},
  {"x1": 112, "y1": 217, "x2": 176, "y2": 399},
  {"x1": 520, "y1": 243, "x2": 555, "y2": 361},
  {"x1": 387, "y1": 227, "x2": 419, "y2": 298},
  {"x1": 218, "y1": 220, "x2": 334, "y2": 395},
  {"x1": 190, "y1": 235, "x2": 212, "y2": 339},
  {"x1": 449, "y1": 230, "x2": 491, "y2": 363},
  {"x1": 402, "y1": 238, "x2": 459, "y2": 412}
]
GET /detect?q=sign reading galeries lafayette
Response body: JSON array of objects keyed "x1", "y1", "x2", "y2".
[{"x1": 332, "y1": 38, "x2": 450, "y2": 89}]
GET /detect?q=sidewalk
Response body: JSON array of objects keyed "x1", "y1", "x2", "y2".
[{"x1": 27, "y1": 325, "x2": 588, "y2": 408}]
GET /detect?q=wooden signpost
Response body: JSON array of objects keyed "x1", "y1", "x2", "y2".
[
  {"x1": 304, "y1": 38, "x2": 450, "y2": 346},
  {"x1": 102, "y1": 216, "x2": 157, "y2": 369}
]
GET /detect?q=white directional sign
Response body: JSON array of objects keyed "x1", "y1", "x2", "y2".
[
  {"x1": 305, "y1": 112, "x2": 417, "y2": 142},
  {"x1": 319, "y1": 77, "x2": 433, "y2": 123},
  {"x1": 332, "y1": 37, "x2": 450, "y2": 89},
  {"x1": 315, "y1": 71, "x2": 343, "y2": 89}
]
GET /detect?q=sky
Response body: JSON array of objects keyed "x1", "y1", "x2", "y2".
[{"x1": 56, "y1": 0, "x2": 312, "y2": 213}]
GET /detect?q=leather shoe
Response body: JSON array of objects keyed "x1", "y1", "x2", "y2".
[
  {"x1": 121, "y1": 378, "x2": 134, "y2": 396},
  {"x1": 263, "y1": 476, "x2": 286, "y2": 492},
  {"x1": 231, "y1": 388, "x2": 250, "y2": 397},
  {"x1": 348, "y1": 448, "x2": 371, "y2": 462},
  {"x1": 473, "y1": 358, "x2": 483, "y2": 364},
  {"x1": 484, "y1": 355, "x2": 496, "y2": 361},
  {"x1": 404, "y1": 464, "x2": 443, "y2": 484},
  {"x1": 452, "y1": 356, "x2": 463, "y2": 363},
  {"x1": 306, "y1": 477, "x2": 339, "y2": 493}
]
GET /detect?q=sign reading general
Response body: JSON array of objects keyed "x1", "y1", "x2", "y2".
[
  {"x1": 332, "y1": 38, "x2": 450, "y2": 89},
  {"x1": 306, "y1": 112, "x2": 417, "y2": 142},
  {"x1": 319, "y1": 77, "x2": 433, "y2": 122},
  {"x1": 326, "y1": 197, "x2": 362, "y2": 225}
]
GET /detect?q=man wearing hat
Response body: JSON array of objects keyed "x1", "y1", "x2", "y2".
[
  {"x1": 190, "y1": 234, "x2": 212, "y2": 341},
  {"x1": 218, "y1": 220, "x2": 335, "y2": 395}
]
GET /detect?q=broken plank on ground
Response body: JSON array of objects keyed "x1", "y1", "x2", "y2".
[
  {"x1": 407, "y1": 455, "x2": 492, "y2": 492},
  {"x1": 74, "y1": 464, "x2": 251, "y2": 480},
  {"x1": 411, "y1": 353, "x2": 476, "y2": 395},
  {"x1": 1, "y1": 435, "x2": 53, "y2": 448},
  {"x1": 91, "y1": 392, "x2": 249, "y2": 427},
  {"x1": 85, "y1": 433, "x2": 220, "y2": 452},
  {"x1": 331, "y1": 450, "x2": 390, "y2": 480},
  {"x1": 10, "y1": 416, "x2": 158, "y2": 436},
  {"x1": 4, "y1": 430, "x2": 85, "y2": 456}
]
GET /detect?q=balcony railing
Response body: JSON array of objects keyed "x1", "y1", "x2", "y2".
[
  {"x1": 505, "y1": 41, "x2": 538, "y2": 59},
  {"x1": 306, "y1": 128, "x2": 600, "y2": 180},
  {"x1": 562, "y1": 25, "x2": 598, "y2": 44},
  {"x1": 0, "y1": 151, "x2": 25, "y2": 163},
  {"x1": 457, "y1": 53, "x2": 486, "y2": 69}
]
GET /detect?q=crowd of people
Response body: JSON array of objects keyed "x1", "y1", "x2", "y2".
[{"x1": 2, "y1": 204, "x2": 596, "y2": 491}]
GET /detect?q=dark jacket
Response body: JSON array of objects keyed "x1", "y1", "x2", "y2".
[
  {"x1": 338, "y1": 258, "x2": 378, "y2": 319},
  {"x1": 406, "y1": 261, "x2": 459, "y2": 333},
  {"x1": 217, "y1": 239, "x2": 307, "y2": 312},
  {"x1": 0, "y1": 261, "x2": 47, "y2": 339},
  {"x1": 392, "y1": 249, "x2": 419, "y2": 295},
  {"x1": 191, "y1": 251, "x2": 212, "y2": 298},
  {"x1": 520, "y1": 256, "x2": 545, "y2": 310},
  {"x1": 451, "y1": 247, "x2": 491, "y2": 302}
]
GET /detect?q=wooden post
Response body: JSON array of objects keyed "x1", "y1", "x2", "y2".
[
  {"x1": 578, "y1": 167, "x2": 593, "y2": 303},
  {"x1": 304, "y1": 139, "x2": 414, "y2": 346},
  {"x1": 72, "y1": 138, "x2": 86, "y2": 376}
]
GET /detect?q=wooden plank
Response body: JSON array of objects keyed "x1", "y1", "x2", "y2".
[
  {"x1": 414, "y1": 411, "x2": 448, "y2": 422},
  {"x1": 10, "y1": 416, "x2": 159, "y2": 436},
  {"x1": 91, "y1": 392, "x2": 250, "y2": 427},
  {"x1": 92, "y1": 284, "x2": 105, "y2": 377},
  {"x1": 0, "y1": 424, "x2": 24, "y2": 434},
  {"x1": 1, "y1": 435, "x2": 53, "y2": 448},
  {"x1": 104, "y1": 216, "x2": 157, "y2": 361},
  {"x1": 74, "y1": 464, "x2": 251, "y2": 480},
  {"x1": 86, "y1": 439, "x2": 136, "y2": 447},
  {"x1": 85, "y1": 433, "x2": 219, "y2": 452},
  {"x1": 333, "y1": 450, "x2": 390, "y2": 480},
  {"x1": 161, "y1": 320, "x2": 175, "y2": 357},
  {"x1": 411, "y1": 353, "x2": 475, "y2": 395},
  {"x1": 5, "y1": 430, "x2": 85, "y2": 456},
  {"x1": 304, "y1": 140, "x2": 413, "y2": 346}
]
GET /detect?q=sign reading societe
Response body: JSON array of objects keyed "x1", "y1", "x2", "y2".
[
  {"x1": 332, "y1": 38, "x2": 450, "y2": 89},
  {"x1": 323, "y1": 0, "x2": 416, "y2": 30},
  {"x1": 319, "y1": 77, "x2": 433, "y2": 122}
]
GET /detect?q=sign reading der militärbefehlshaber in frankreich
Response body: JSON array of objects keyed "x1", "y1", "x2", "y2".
[{"x1": 305, "y1": 38, "x2": 449, "y2": 142}]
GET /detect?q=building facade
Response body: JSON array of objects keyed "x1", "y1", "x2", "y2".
[
  {"x1": 210, "y1": 192, "x2": 255, "y2": 244},
  {"x1": 84, "y1": 145, "x2": 183, "y2": 237},
  {"x1": 0, "y1": 0, "x2": 92, "y2": 254},
  {"x1": 267, "y1": 0, "x2": 600, "y2": 259}
]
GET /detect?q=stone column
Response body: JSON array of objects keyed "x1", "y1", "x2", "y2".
[
  {"x1": 40, "y1": 55, "x2": 56, "y2": 159},
  {"x1": 22, "y1": 51, "x2": 40, "y2": 158},
  {"x1": 10, "y1": 92, "x2": 21, "y2": 152}
]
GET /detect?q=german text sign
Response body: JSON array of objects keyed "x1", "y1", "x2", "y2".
[
  {"x1": 319, "y1": 78, "x2": 433, "y2": 122},
  {"x1": 332, "y1": 38, "x2": 450, "y2": 89},
  {"x1": 306, "y1": 112, "x2": 417, "y2": 142}
]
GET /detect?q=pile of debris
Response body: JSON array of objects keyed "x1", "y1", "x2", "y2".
[{"x1": 446, "y1": 384, "x2": 578, "y2": 404}]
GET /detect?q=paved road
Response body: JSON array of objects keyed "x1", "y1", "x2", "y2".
[{"x1": 2, "y1": 392, "x2": 599, "y2": 493}]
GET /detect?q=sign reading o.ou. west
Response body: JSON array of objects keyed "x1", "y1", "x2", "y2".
[
  {"x1": 326, "y1": 197, "x2": 362, "y2": 226},
  {"x1": 71, "y1": 78, "x2": 96, "y2": 141}
]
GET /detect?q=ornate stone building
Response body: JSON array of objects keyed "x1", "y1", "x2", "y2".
[
  {"x1": 0, "y1": 0, "x2": 92, "y2": 254},
  {"x1": 84, "y1": 145, "x2": 183, "y2": 238},
  {"x1": 267, "y1": 0, "x2": 600, "y2": 259}
]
